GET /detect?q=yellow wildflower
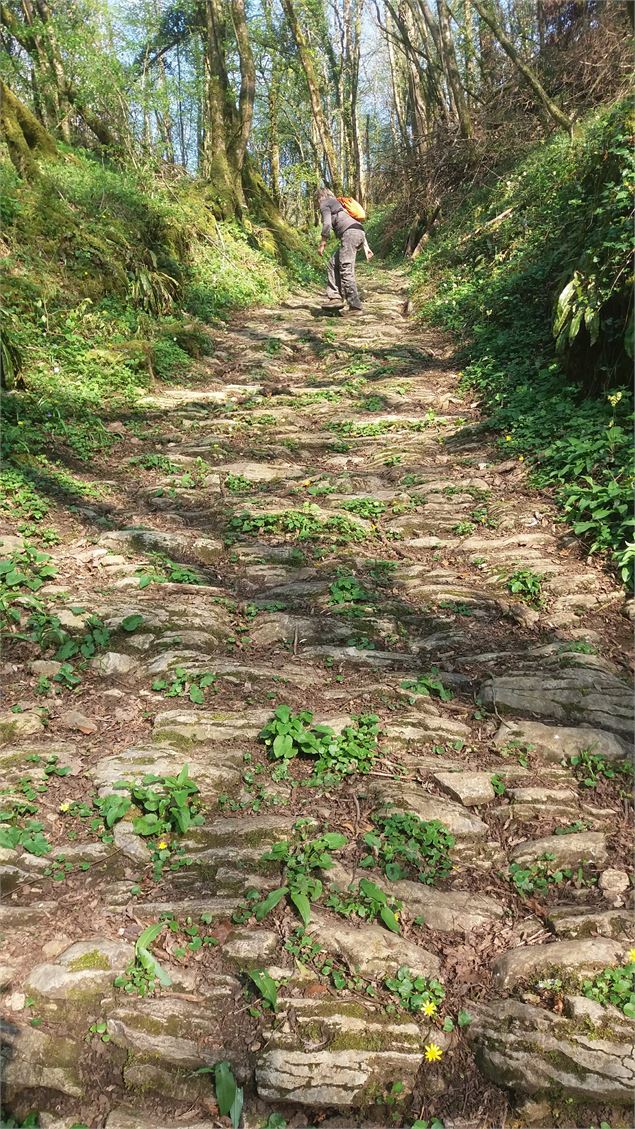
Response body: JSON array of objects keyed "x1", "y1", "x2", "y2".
[
  {"x1": 627, "y1": 947, "x2": 635, "y2": 965},
  {"x1": 422, "y1": 1001, "x2": 437, "y2": 1017},
  {"x1": 518, "y1": 455, "x2": 524, "y2": 461},
  {"x1": 424, "y1": 1042, "x2": 443, "y2": 1062},
  {"x1": 59, "y1": 801, "x2": 71, "y2": 813},
  {"x1": 505, "y1": 435, "x2": 512, "y2": 442},
  {"x1": 157, "y1": 839, "x2": 169, "y2": 850}
]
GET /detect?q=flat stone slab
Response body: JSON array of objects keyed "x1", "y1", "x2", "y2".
[
  {"x1": 479, "y1": 667, "x2": 634, "y2": 738},
  {"x1": 547, "y1": 905, "x2": 635, "y2": 941},
  {"x1": 433, "y1": 771, "x2": 496, "y2": 807},
  {"x1": 106, "y1": 1111, "x2": 212, "y2": 1129},
  {"x1": 307, "y1": 912, "x2": 440, "y2": 980},
  {"x1": 98, "y1": 528, "x2": 223, "y2": 563},
  {"x1": 468, "y1": 996, "x2": 635, "y2": 1104},
  {"x1": 152, "y1": 708, "x2": 271, "y2": 743},
  {"x1": 1, "y1": 1023, "x2": 83, "y2": 1098},
  {"x1": 369, "y1": 781, "x2": 488, "y2": 838},
  {"x1": 494, "y1": 720, "x2": 631, "y2": 763},
  {"x1": 491, "y1": 938, "x2": 624, "y2": 990},
  {"x1": 90, "y1": 742, "x2": 243, "y2": 802},
  {"x1": 256, "y1": 998, "x2": 423, "y2": 1106},
  {"x1": 510, "y1": 831, "x2": 608, "y2": 869},
  {"x1": 25, "y1": 938, "x2": 132, "y2": 1017},
  {"x1": 106, "y1": 980, "x2": 239, "y2": 1069},
  {"x1": 384, "y1": 881, "x2": 504, "y2": 932}
]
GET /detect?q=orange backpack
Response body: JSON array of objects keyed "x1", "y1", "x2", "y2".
[{"x1": 337, "y1": 196, "x2": 366, "y2": 222}]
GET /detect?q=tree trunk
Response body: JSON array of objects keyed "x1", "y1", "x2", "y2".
[
  {"x1": 0, "y1": 79, "x2": 58, "y2": 177},
  {"x1": 471, "y1": 0, "x2": 574, "y2": 133},
  {"x1": 436, "y1": 0, "x2": 473, "y2": 138},
  {"x1": 281, "y1": 0, "x2": 343, "y2": 192},
  {"x1": 201, "y1": 0, "x2": 244, "y2": 215},
  {"x1": 230, "y1": 0, "x2": 256, "y2": 171}
]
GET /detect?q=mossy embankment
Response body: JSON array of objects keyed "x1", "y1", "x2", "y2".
[
  {"x1": 0, "y1": 148, "x2": 318, "y2": 536},
  {"x1": 408, "y1": 99, "x2": 633, "y2": 586}
]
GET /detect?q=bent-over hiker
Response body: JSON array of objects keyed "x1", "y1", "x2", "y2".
[{"x1": 317, "y1": 187, "x2": 365, "y2": 316}]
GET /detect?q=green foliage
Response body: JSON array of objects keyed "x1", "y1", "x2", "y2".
[
  {"x1": 342, "y1": 497, "x2": 386, "y2": 520},
  {"x1": 254, "y1": 825, "x2": 348, "y2": 926},
  {"x1": 581, "y1": 960, "x2": 635, "y2": 1018},
  {"x1": 508, "y1": 853, "x2": 595, "y2": 896},
  {"x1": 325, "y1": 876, "x2": 403, "y2": 934},
  {"x1": 384, "y1": 966, "x2": 445, "y2": 1014},
  {"x1": 328, "y1": 574, "x2": 371, "y2": 605},
  {"x1": 136, "y1": 554, "x2": 204, "y2": 588},
  {"x1": 568, "y1": 750, "x2": 633, "y2": 790},
  {"x1": 151, "y1": 667, "x2": 217, "y2": 703},
  {"x1": 414, "y1": 100, "x2": 634, "y2": 585},
  {"x1": 0, "y1": 819, "x2": 52, "y2": 858},
  {"x1": 225, "y1": 472, "x2": 254, "y2": 492},
  {"x1": 129, "y1": 453, "x2": 181, "y2": 474},
  {"x1": 505, "y1": 567, "x2": 545, "y2": 606},
  {"x1": 226, "y1": 506, "x2": 368, "y2": 544},
  {"x1": 248, "y1": 969, "x2": 279, "y2": 1011},
  {"x1": 259, "y1": 705, "x2": 379, "y2": 781},
  {"x1": 108, "y1": 764, "x2": 204, "y2": 840},
  {"x1": 115, "y1": 922, "x2": 172, "y2": 996},
  {"x1": 400, "y1": 670, "x2": 454, "y2": 701},
  {"x1": 0, "y1": 149, "x2": 309, "y2": 505},
  {"x1": 361, "y1": 810, "x2": 455, "y2": 885}
]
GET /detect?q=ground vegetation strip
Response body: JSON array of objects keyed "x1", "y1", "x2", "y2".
[{"x1": 0, "y1": 266, "x2": 633, "y2": 1129}]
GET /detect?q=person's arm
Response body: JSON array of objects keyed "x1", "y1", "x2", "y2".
[{"x1": 318, "y1": 200, "x2": 332, "y2": 255}]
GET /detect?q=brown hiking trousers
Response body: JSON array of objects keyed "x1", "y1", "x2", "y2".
[{"x1": 326, "y1": 226, "x2": 365, "y2": 309}]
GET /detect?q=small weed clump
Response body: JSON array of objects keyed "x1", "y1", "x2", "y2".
[
  {"x1": 568, "y1": 749, "x2": 633, "y2": 791},
  {"x1": 581, "y1": 957, "x2": 635, "y2": 1018},
  {"x1": 342, "y1": 497, "x2": 386, "y2": 520},
  {"x1": 328, "y1": 574, "x2": 371, "y2": 605},
  {"x1": 151, "y1": 667, "x2": 217, "y2": 703},
  {"x1": 361, "y1": 809, "x2": 455, "y2": 885},
  {"x1": 400, "y1": 670, "x2": 454, "y2": 702},
  {"x1": 508, "y1": 853, "x2": 596, "y2": 896},
  {"x1": 505, "y1": 567, "x2": 545, "y2": 606},
  {"x1": 384, "y1": 966, "x2": 445, "y2": 1015},
  {"x1": 259, "y1": 705, "x2": 380, "y2": 783},
  {"x1": 251, "y1": 823, "x2": 348, "y2": 926},
  {"x1": 226, "y1": 507, "x2": 368, "y2": 545}
]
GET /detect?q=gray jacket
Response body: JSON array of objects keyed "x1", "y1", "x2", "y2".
[{"x1": 320, "y1": 195, "x2": 362, "y2": 241}]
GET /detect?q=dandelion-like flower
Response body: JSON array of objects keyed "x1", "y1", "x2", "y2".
[
  {"x1": 422, "y1": 1001, "x2": 437, "y2": 1017},
  {"x1": 157, "y1": 839, "x2": 169, "y2": 850},
  {"x1": 627, "y1": 947, "x2": 635, "y2": 965},
  {"x1": 424, "y1": 1042, "x2": 443, "y2": 1062},
  {"x1": 59, "y1": 801, "x2": 71, "y2": 813},
  {"x1": 505, "y1": 435, "x2": 512, "y2": 442}
]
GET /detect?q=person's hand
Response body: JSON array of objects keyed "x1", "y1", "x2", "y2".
[{"x1": 318, "y1": 240, "x2": 326, "y2": 256}]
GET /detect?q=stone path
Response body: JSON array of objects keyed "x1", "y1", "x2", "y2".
[{"x1": 1, "y1": 267, "x2": 633, "y2": 1129}]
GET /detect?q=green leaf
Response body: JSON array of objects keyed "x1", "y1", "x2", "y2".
[
  {"x1": 290, "y1": 890, "x2": 312, "y2": 925},
  {"x1": 458, "y1": 1008, "x2": 472, "y2": 1027},
  {"x1": 214, "y1": 1060, "x2": 243, "y2": 1128},
  {"x1": 379, "y1": 905, "x2": 401, "y2": 933},
  {"x1": 121, "y1": 614, "x2": 144, "y2": 632},
  {"x1": 321, "y1": 832, "x2": 347, "y2": 849},
  {"x1": 254, "y1": 886, "x2": 288, "y2": 921},
  {"x1": 248, "y1": 969, "x2": 278, "y2": 1010},
  {"x1": 132, "y1": 813, "x2": 162, "y2": 836},
  {"x1": 359, "y1": 878, "x2": 387, "y2": 904},
  {"x1": 189, "y1": 684, "x2": 205, "y2": 704}
]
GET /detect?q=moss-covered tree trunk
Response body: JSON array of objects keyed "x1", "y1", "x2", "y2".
[{"x1": 0, "y1": 81, "x2": 58, "y2": 178}]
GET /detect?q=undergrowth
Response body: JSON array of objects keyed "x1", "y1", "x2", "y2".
[
  {"x1": 0, "y1": 150, "x2": 315, "y2": 531},
  {"x1": 412, "y1": 99, "x2": 634, "y2": 585}
]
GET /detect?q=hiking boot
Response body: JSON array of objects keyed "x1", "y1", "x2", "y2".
[
  {"x1": 341, "y1": 306, "x2": 363, "y2": 317},
  {"x1": 322, "y1": 294, "x2": 343, "y2": 306}
]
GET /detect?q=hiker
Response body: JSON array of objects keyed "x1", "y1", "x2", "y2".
[{"x1": 317, "y1": 187, "x2": 368, "y2": 316}]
